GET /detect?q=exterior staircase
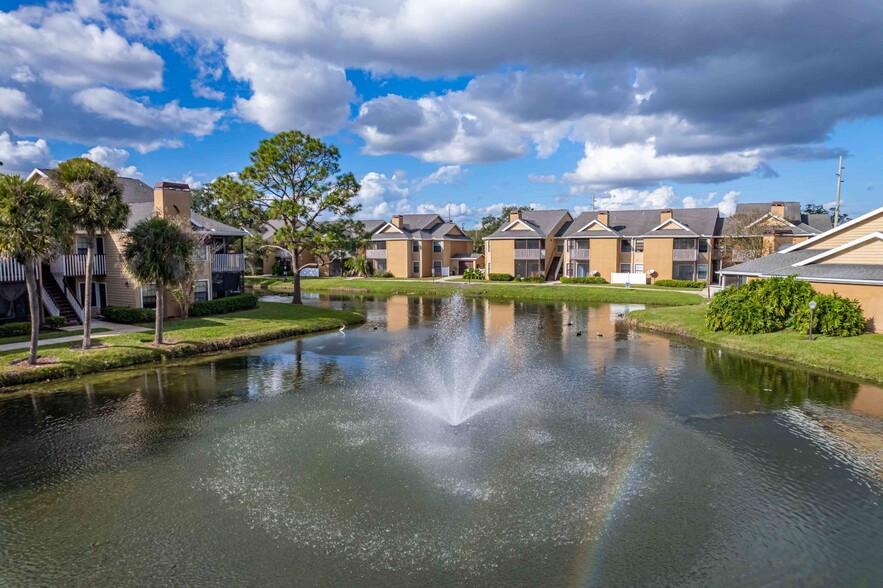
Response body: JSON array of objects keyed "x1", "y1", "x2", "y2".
[
  {"x1": 545, "y1": 254, "x2": 562, "y2": 281},
  {"x1": 41, "y1": 268, "x2": 81, "y2": 325}
]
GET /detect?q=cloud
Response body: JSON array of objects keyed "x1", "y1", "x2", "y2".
[
  {"x1": 528, "y1": 173, "x2": 556, "y2": 184},
  {"x1": 716, "y1": 191, "x2": 740, "y2": 216},
  {"x1": 82, "y1": 145, "x2": 142, "y2": 179},
  {"x1": 0, "y1": 131, "x2": 52, "y2": 173},
  {"x1": 413, "y1": 165, "x2": 465, "y2": 190},
  {"x1": 0, "y1": 88, "x2": 41, "y2": 119}
]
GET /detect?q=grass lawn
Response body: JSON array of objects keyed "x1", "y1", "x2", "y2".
[
  {"x1": 246, "y1": 276, "x2": 704, "y2": 306},
  {"x1": 0, "y1": 302, "x2": 365, "y2": 389},
  {"x1": 0, "y1": 327, "x2": 112, "y2": 346},
  {"x1": 626, "y1": 304, "x2": 883, "y2": 384}
]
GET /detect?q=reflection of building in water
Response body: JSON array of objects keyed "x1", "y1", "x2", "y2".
[
  {"x1": 385, "y1": 296, "x2": 411, "y2": 332},
  {"x1": 484, "y1": 299, "x2": 515, "y2": 338},
  {"x1": 849, "y1": 385, "x2": 883, "y2": 418}
]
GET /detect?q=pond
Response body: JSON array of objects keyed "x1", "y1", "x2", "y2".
[{"x1": 1, "y1": 295, "x2": 881, "y2": 587}]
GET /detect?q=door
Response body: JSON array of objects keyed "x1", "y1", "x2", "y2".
[
  {"x1": 96, "y1": 283, "x2": 108, "y2": 309},
  {"x1": 432, "y1": 260, "x2": 442, "y2": 276}
]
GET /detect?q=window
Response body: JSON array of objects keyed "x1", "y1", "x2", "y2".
[
  {"x1": 413, "y1": 261, "x2": 420, "y2": 275},
  {"x1": 371, "y1": 260, "x2": 387, "y2": 273},
  {"x1": 634, "y1": 263, "x2": 644, "y2": 273},
  {"x1": 635, "y1": 239, "x2": 644, "y2": 252},
  {"x1": 697, "y1": 264, "x2": 709, "y2": 281},
  {"x1": 76, "y1": 237, "x2": 90, "y2": 255},
  {"x1": 571, "y1": 239, "x2": 589, "y2": 250},
  {"x1": 575, "y1": 262, "x2": 590, "y2": 277},
  {"x1": 557, "y1": 242, "x2": 564, "y2": 252},
  {"x1": 141, "y1": 283, "x2": 157, "y2": 308},
  {"x1": 619, "y1": 263, "x2": 631, "y2": 273},
  {"x1": 432, "y1": 260, "x2": 442, "y2": 275},
  {"x1": 698, "y1": 239, "x2": 709, "y2": 253},
  {"x1": 367, "y1": 241, "x2": 386, "y2": 250},
  {"x1": 515, "y1": 259, "x2": 544, "y2": 278},
  {"x1": 412, "y1": 242, "x2": 420, "y2": 253},
  {"x1": 95, "y1": 237, "x2": 105, "y2": 255},
  {"x1": 433, "y1": 240, "x2": 442, "y2": 253},
  {"x1": 514, "y1": 239, "x2": 541, "y2": 249},
  {"x1": 195, "y1": 280, "x2": 209, "y2": 302},
  {"x1": 620, "y1": 240, "x2": 632, "y2": 253},
  {"x1": 486, "y1": 241, "x2": 491, "y2": 253},
  {"x1": 674, "y1": 238, "x2": 696, "y2": 250},
  {"x1": 674, "y1": 263, "x2": 694, "y2": 281}
]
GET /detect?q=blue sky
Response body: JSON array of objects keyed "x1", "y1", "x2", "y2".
[{"x1": 1, "y1": 0, "x2": 881, "y2": 226}]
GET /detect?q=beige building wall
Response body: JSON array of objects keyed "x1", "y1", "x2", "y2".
[
  {"x1": 803, "y1": 212, "x2": 883, "y2": 250},
  {"x1": 589, "y1": 238, "x2": 619, "y2": 280},
  {"x1": 444, "y1": 240, "x2": 472, "y2": 273},
  {"x1": 420, "y1": 240, "x2": 433, "y2": 277},
  {"x1": 817, "y1": 239, "x2": 883, "y2": 264},
  {"x1": 643, "y1": 238, "x2": 674, "y2": 281},
  {"x1": 485, "y1": 240, "x2": 515, "y2": 276},
  {"x1": 808, "y1": 282, "x2": 883, "y2": 334},
  {"x1": 386, "y1": 240, "x2": 410, "y2": 277}
]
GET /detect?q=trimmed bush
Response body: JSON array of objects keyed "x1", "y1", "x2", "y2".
[
  {"x1": 654, "y1": 279, "x2": 705, "y2": 289},
  {"x1": 462, "y1": 267, "x2": 484, "y2": 280},
  {"x1": 190, "y1": 293, "x2": 259, "y2": 317},
  {"x1": 375, "y1": 271, "x2": 395, "y2": 278},
  {"x1": 561, "y1": 276, "x2": 608, "y2": 285},
  {"x1": 705, "y1": 284, "x2": 772, "y2": 334},
  {"x1": 0, "y1": 322, "x2": 31, "y2": 337},
  {"x1": 488, "y1": 273, "x2": 514, "y2": 281},
  {"x1": 792, "y1": 293, "x2": 866, "y2": 337},
  {"x1": 101, "y1": 306, "x2": 155, "y2": 324},
  {"x1": 44, "y1": 316, "x2": 66, "y2": 329},
  {"x1": 515, "y1": 276, "x2": 545, "y2": 283}
]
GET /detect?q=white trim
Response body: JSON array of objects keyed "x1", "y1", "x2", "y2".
[
  {"x1": 792, "y1": 232, "x2": 883, "y2": 266},
  {"x1": 646, "y1": 218, "x2": 694, "y2": 233},
  {"x1": 782, "y1": 205, "x2": 883, "y2": 252},
  {"x1": 26, "y1": 168, "x2": 49, "y2": 181},
  {"x1": 746, "y1": 212, "x2": 798, "y2": 230},
  {"x1": 575, "y1": 219, "x2": 619, "y2": 234},
  {"x1": 377, "y1": 221, "x2": 405, "y2": 234},
  {"x1": 498, "y1": 218, "x2": 537, "y2": 232}
]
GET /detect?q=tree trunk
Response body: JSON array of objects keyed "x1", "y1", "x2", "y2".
[
  {"x1": 155, "y1": 280, "x2": 164, "y2": 345},
  {"x1": 291, "y1": 250, "x2": 303, "y2": 304},
  {"x1": 24, "y1": 263, "x2": 40, "y2": 365},
  {"x1": 36, "y1": 259, "x2": 45, "y2": 327},
  {"x1": 82, "y1": 237, "x2": 94, "y2": 349}
]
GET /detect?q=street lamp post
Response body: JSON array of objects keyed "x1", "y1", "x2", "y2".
[{"x1": 808, "y1": 300, "x2": 817, "y2": 341}]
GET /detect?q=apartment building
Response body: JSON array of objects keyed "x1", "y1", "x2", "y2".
[
  {"x1": 0, "y1": 171, "x2": 246, "y2": 324},
  {"x1": 483, "y1": 210, "x2": 573, "y2": 279},
  {"x1": 720, "y1": 204, "x2": 883, "y2": 333},
  {"x1": 721, "y1": 201, "x2": 832, "y2": 262},
  {"x1": 365, "y1": 214, "x2": 477, "y2": 277}
]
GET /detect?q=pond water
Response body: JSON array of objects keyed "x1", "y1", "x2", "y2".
[{"x1": 1, "y1": 295, "x2": 881, "y2": 587}]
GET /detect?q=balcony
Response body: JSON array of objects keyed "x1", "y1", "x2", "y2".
[
  {"x1": 569, "y1": 249, "x2": 590, "y2": 260},
  {"x1": 514, "y1": 249, "x2": 545, "y2": 260},
  {"x1": 60, "y1": 254, "x2": 106, "y2": 276},
  {"x1": 0, "y1": 257, "x2": 27, "y2": 282},
  {"x1": 366, "y1": 249, "x2": 387, "y2": 260},
  {"x1": 212, "y1": 253, "x2": 245, "y2": 273},
  {"x1": 672, "y1": 249, "x2": 698, "y2": 262}
]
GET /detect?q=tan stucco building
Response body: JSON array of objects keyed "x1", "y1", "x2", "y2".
[{"x1": 483, "y1": 210, "x2": 572, "y2": 280}]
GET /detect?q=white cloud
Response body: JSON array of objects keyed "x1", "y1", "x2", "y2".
[
  {"x1": 414, "y1": 165, "x2": 465, "y2": 190},
  {"x1": 82, "y1": 145, "x2": 142, "y2": 179},
  {"x1": 0, "y1": 131, "x2": 52, "y2": 173},
  {"x1": 572, "y1": 186, "x2": 678, "y2": 211},
  {"x1": 717, "y1": 191, "x2": 740, "y2": 216},
  {"x1": 528, "y1": 173, "x2": 556, "y2": 184},
  {"x1": 0, "y1": 87, "x2": 41, "y2": 119}
]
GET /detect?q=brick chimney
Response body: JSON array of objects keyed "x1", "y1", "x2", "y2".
[
  {"x1": 660, "y1": 208, "x2": 673, "y2": 223},
  {"x1": 596, "y1": 210, "x2": 609, "y2": 226},
  {"x1": 509, "y1": 209, "x2": 522, "y2": 223},
  {"x1": 154, "y1": 182, "x2": 191, "y2": 220},
  {"x1": 771, "y1": 201, "x2": 786, "y2": 218},
  {"x1": 391, "y1": 214, "x2": 403, "y2": 228}
]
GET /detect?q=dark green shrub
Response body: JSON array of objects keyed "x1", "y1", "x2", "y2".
[
  {"x1": 190, "y1": 293, "x2": 259, "y2": 317},
  {"x1": 705, "y1": 282, "x2": 776, "y2": 334},
  {"x1": 462, "y1": 267, "x2": 484, "y2": 280},
  {"x1": 375, "y1": 271, "x2": 395, "y2": 278},
  {"x1": 489, "y1": 273, "x2": 514, "y2": 281},
  {"x1": 754, "y1": 276, "x2": 814, "y2": 329},
  {"x1": 101, "y1": 306, "x2": 155, "y2": 324},
  {"x1": 791, "y1": 293, "x2": 866, "y2": 337},
  {"x1": 0, "y1": 322, "x2": 31, "y2": 337},
  {"x1": 515, "y1": 276, "x2": 545, "y2": 283},
  {"x1": 561, "y1": 276, "x2": 607, "y2": 284},
  {"x1": 654, "y1": 279, "x2": 705, "y2": 289},
  {"x1": 271, "y1": 261, "x2": 289, "y2": 276},
  {"x1": 44, "y1": 316, "x2": 66, "y2": 329}
]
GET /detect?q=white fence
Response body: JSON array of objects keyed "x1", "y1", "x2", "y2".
[{"x1": 610, "y1": 272, "x2": 649, "y2": 285}]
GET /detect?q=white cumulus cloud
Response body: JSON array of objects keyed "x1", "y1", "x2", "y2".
[{"x1": 82, "y1": 145, "x2": 142, "y2": 179}]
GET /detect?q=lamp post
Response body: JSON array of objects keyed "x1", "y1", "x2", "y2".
[{"x1": 808, "y1": 300, "x2": 817, "y2": 341}]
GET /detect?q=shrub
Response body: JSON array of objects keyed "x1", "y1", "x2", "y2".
[
  {"x1": 754, "y1": 276, "x2": 815, "y2": 329},
  {"x1": 375, "y1": 271, "x2": 395, "y2": 278},
  {"x1": 791, "y1": 293, "x2": 866, "y2": 337},
  {"x1": 561, "y1": 276, "x2": 607, "y2": 285},
  {"x1": 101, "y1": 306, "x2": 155, "y2": 324},
  {"x1": 489, "y1": 273, "x2": 514, "y2": 281},
  {"x1": 44, "y1": 316, "x2": 66, "y2": 329},
  {"x1": 515, "y1": 276, "x2": 545, "y2": 283},
  {"x1": 462, "y1": 267, "x2": 484, "y2": 280},
  {"x1": 654, "y1": 279, "x2": 705, "y2": 289},
  {"x1": 0, "y1": 322, "x2": 31, "y2": 337},
  {"x1": 190, "y1": 293, "x2": 259, "y2": 317},
  {"x1": 271, "y1": 261, "x2": 289, "y2": 276}
]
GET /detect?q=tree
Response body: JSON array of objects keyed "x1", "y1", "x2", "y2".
[
  {"x1": 121, "y1": 216, "x2": 198, "y2": 344},
  {"x1": 192, "y1": 175, "x2": 265, "y2": 228},
  {"x1": 470, "y1": 206, "x2": 533, "y2": 252},
  {"x1": 803, "y1": 202, "x2": 851, "y2": 225},
  {"x1": 56, "y1": 158, "x2": 130, "y2": 349},
  {"x1": 0, "y1": 175, "x2": 74, "y2": 364},
  {"x1": 237, "y1": 131, "x2": 362, "y2": 304},
  {"x1": 344, "y1": 255, "x2": 370, "y2": 277},
  {"x1": 720, "y1": 211, "x2": 765, "y2": 266},
  {"x1": 310, "y1": 220, "x2": 369, "y2": 276}
]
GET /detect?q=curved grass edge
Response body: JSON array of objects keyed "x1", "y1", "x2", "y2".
[{"x1": 625, "y1": 305, "x2": 883, "y2": 384}]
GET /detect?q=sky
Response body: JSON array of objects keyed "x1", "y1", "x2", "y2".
[{"x1": 1, "y1": 0, "x2": 882, "y2": 228}]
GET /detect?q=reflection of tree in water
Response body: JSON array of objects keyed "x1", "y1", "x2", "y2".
[{"x1": 704, "y1": 349, "x2": 858, "y2": 408}]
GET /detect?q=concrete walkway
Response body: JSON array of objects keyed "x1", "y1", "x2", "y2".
[{"x1": 0, "y1": 320, "x2": 151, "y2": 353}]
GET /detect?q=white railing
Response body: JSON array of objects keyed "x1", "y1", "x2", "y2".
[
  {"x1": 62, "y1": 254, "x2": 106, "y2": 276},
  {"x1": 569, "y1": 249, "x2": 590, "y2": 260},
  {"x1": 0, "y1": 257, "x2": 27, "y2": 282},
  {"x1": 366, "y1": 249, "x2": 387, "y2": 259},
  {"x1": 514, "y1": 249, "x2": 545, "y2": 260},
  {"x1": 212, "y1": 253, "x2": 245, "y2": 272},
  {"x1": 50, "y1": 272, "x2": 84, "y2": 323},
  {"x1": 41, "y1": 283, "x2": 61, "y2": 317},
  {"x1": 672, "y1": 249, "x2": 698, "y2": 261}
]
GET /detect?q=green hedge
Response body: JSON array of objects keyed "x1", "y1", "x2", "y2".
[
  {"x1": 0, "y1": 322, "x2": 31, "y2": 337},
  {"x1": 654, "y1": 279, "x2": 705, "y2": 289},
  {"x1": 515, "y1": 276, "x2": 545, "y2": 283},
  {"x1": 44, "y1": 316, "x2": 66, "y2": 329},
  {"x1": 561, "y1": 276, "x2": 607, "y2": 285},
  {"x1": 190, "y1": 293, "x2": 259, "y2": 317},
  {"x1": 488, "y1": 273, "x2": 514, "y2": 281},
  {"x1": 101, "y1": 306, "x2": 156, "y2": 324},
  {"x1": 791, "y1": 293, "x2": 866, "y2": 337},
  {"x1": 462, "y1": 267, "x2": 484, "y2": 280},
  {"x1": 374, "y1": 271, "x2": 395, "y2": 278}
]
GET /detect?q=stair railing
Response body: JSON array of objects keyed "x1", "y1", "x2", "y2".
[{"x1": 48, "y1": 271, "x2": 85, "y2": 324}]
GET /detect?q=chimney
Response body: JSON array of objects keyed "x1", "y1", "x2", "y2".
[
  {"x1": 509, "y1": 209, "x2": 523, "y2": 223},
  {"x1": 391, "y1": 214, "x2": 403, "y2": 228},
  {"x1": 596, "y1": 210, "x2": 609, "y2": 226},
  {"x1": 660, "y1": 208, "x2": 673, "y2": 223},
  {"x1": 153, "y1": 182, "x2": 191, "y2": 220},
  {"x1": 771, "y1": 201, "x2": 786, "y2": 218}
]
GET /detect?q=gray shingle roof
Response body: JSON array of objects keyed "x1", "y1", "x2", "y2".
[
  {"x1": 369, "y1": 216, "x2": 470, "y2": 241},
  {"x1": 719, "y1": 250, "x2": 883, "y2": 283},
  {"x1": 125, "y1": 203, "x2": 246, "y2": 236},
  {"x1": 726, "y1": 203, "x2": 832, "y2": 235},
  {"x1": 563, "y1": 208, "x2": 720, "y2": 238},
  {"x1": 485, "y1": 209, "x2": 571, "y2": 240},
  {"x1": 736, "y1": 201, "x2": 802, "y2": 221}
]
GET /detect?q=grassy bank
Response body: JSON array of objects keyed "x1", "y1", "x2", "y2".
[
  {"x1": 0, "y1": 302, "x2": 365, "y2": 389},
  {"x1": 626, "y1": 305, "x2": 883, "y2": 383},
  {"x1": 0, "y1": 327, "x2": 112, "y2": 345},
  {"x1": 247, "y1": 277, "x2": 704, "y2": 306}
]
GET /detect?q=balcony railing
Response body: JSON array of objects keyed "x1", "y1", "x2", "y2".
[
  {"x1": 366, "y1": 249, "x2": 387, "y2": 259},
  {"x1": 0, "y1": 257, "x2": 27, "y2": 282},
  {"x1": 672, "y1": 249, "x2": 698, "y2": 262},
  {"x1": 514, "y1": 249, "x2": 545, "y2": 260},
  {"x1": 569, "y1": 249, "x2": 590, "y2": 260},
  {"x1": 62, "y1": 254, "x2": 106, "y2": 276},
  {"x1": 212, "y1": 253, "x2": 245, "y2": 272}
]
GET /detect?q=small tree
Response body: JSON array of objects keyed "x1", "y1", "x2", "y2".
[
  {"x1": 344, "y1": 255, "x2": 370, "y2": 277},
  {"x1": 0, "y1": 175, "x2": 74, "y2": 364},
  {"x1": 56, "y1": 158, "x2": 130, "y2": 349},
  {"x1": 720, "y1": 211, "x2": 765, "y2": 267},
  {"x1": 169, "y1": 225, "x2": 207, "y2": 319},
  {"x1": 122, "y1": 216, "x2": 198, "y2": 344},
  {"x1": 238, "y1": 131, "x2": 361, "y2": 304}
]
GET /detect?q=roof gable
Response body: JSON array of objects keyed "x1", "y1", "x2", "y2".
[
  {"x1": 783, "y1": 205, "x2": 883, "y2": 252},
  {"x1": 794, "y1": 232, "x2": 883, "y2": 266}
]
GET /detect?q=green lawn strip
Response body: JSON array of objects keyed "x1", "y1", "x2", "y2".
[
  {"x1": 0, "y1": 302, "x2": 365, "y2": 389},
  {"x1": 250, "y1": 277, "x2": 704, "y2": 306},
  {"x1": 0, "y1": 327, "x2": 112, "y2": 345},
  {"x1": 625, "y1": 304, "x2": 883, "y2": 383}
]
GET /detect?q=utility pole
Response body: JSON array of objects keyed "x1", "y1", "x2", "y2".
[
  {"x1": 834, "y1": 156, "x2": 844, "y2": 227},
  {"x1": 591, "y1": 193, "x2": 595, "y2": 212}
]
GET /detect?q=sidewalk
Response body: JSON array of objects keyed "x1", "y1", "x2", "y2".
[{"x1": 0, "y1": 321, "x2": 151, "y2": 353}]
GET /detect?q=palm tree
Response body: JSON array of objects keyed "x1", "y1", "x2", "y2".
[
  {"x1": 121, "y1": 216, "x2": 197, "y2": 345},
  {"x1": 56, "y1": 158, "x2": 129, "y2": 349},
  {"x1": 0, "y1": 175, "x2": 74, "y2": 364}
]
